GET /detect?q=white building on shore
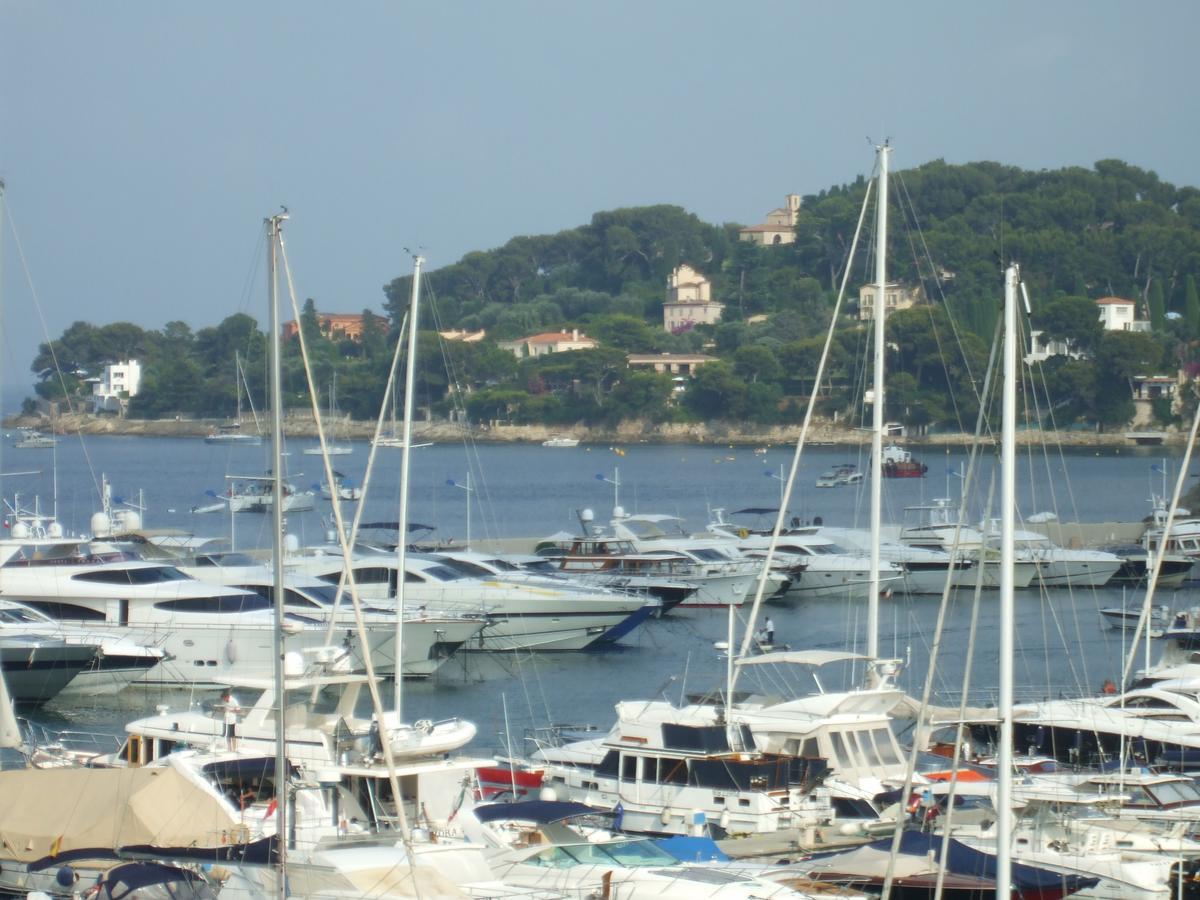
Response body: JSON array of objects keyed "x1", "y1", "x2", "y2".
[{"x1": 91, "y1": 360, "x2": 142, "y2": 414}]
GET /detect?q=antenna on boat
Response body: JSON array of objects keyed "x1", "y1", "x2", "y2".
[
  {"x1": 446, "y1": 474, "x2": 473, "y2": 548},
  {"x1": 595, "y1": 468, "x2": 620, "y2": 516}
]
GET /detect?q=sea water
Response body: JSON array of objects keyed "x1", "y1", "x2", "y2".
[{"x1": 8, "y1": 435, "x2": 1192, "y2": 755}]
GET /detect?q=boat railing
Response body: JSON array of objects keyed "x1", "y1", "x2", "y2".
[
  {"x1": 932, "y1": 684, "x2": 1103, "y2": 708},
  {"x1": 522, "y1": 722, "x2": 603, "y2": 753},
  {"x1": 19, "y1": 718, "x2": 122, "y2": 758}
]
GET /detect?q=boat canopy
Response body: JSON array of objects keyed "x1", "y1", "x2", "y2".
[
  {"x1": 736, "y1": 649, "x2": 870, "y2": 668},
  {"x1": 0, "y1": 766, "x2": 240, "y2": 864},
  {"x1": 473, "y1": 800, "x2": 606, "y2": 824}
]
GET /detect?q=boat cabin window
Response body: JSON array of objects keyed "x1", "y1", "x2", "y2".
[
  {"x1": 418, "y1": 565, "x2": 465, "y2": 583},
  {"x1": 659, "y1": 759, "x2": 688, "y2": 784},
  {"x1": 153, "y1": 595, "x2": 272, "y2": 614},
  {"x1": 1148, "y1": 781, "x2": 1200, "y2": 806},
  {"x1": 73, "y1": 566, "x2": 190, "y2": 585},
  {"x1": 22, "y1": 600, "x2": 106, "y2": 621},
  {"x1": 0, "y1": 606, "x2": 45, "y2": 624},
  {"x1": 660, "y1": 723, "x2": 751, "y2": 753},
  {"x1": 202, "y1": 758, "x2": 288, "y2": 809},
  {"x1": 622, "y1": 755, "x2": 638, "y2": 781},
  {"x1": 319, "y1": 567, "x2": 391, "y2": 586},
  {"x1": 434, "y1": 559, "x2": 493, "y2": 577},
  {"x1": 828, "y1": 732, "x2": 850, "y2": 767}
]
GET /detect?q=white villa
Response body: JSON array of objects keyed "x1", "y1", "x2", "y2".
[
  {"x1": 498, "y1": 329, "x2": 598, "y2": 359},
  {"x1": 663, "y1": 264, "x2": 723, "y2": 333},
  {"x1": 1096, "y1": 296, "x2": 1151, "y2": 332},
  {"x1": 857, "y1": 282, "x2": 925, "y2": 321},
  {"x1": 91, "y1": 360, "x2": 142, "y2": 414}
]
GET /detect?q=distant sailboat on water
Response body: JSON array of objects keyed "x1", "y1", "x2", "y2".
[
  {"x1": 204, "y1": 351, "x2": 262, "y2": 445},
  {"x1": 303, "y1": 372, "x2": 352, "y2": 456}
]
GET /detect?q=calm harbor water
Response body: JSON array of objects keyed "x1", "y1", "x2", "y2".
[{"x1": 9, "y1": 434, "x2": 1196, "y2": 755}]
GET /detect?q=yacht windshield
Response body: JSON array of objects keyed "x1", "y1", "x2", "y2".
[{"x1": 0, "y1": 606, "x2": 46, "y2": 624}]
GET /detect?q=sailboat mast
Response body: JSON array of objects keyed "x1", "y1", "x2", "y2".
[
  {"x1": 868, "y1": 143, "x2": 889, "y2": 661},
  {"x1": 266, "y1": 210, "x2": 289, "y2": 893},
  {"x1": 394, "y1": 255, "x2": 423, "y2": 713},
  {"x1": 996, "y1": 263, "x2": 1019, "y2": 896}
]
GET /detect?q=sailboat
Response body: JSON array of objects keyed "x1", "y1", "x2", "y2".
[
  {"x1": 372, "y1": 365, "x2": 433, "y2": 450},
  {"x1": 303, "y1": 373, "x2": 352, "y2": 456},
  {"x1": 205, "y1": 351, "x2": 262, "y2": 445}
]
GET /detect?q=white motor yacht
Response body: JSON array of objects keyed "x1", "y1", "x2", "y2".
[
  {"x1": 284, "y1": 544, "x2": 652, "y2": 651},
  {"x1": 0, "y1": 599, "x2": 163, "y2": 695},
  {"x1": 462, "y1": 800, "x2": 813, "y2": 900},
  {"x1": 706, "y1": 513, "x2": 903, "y2": 602},
  {"x1": 0, "y1": 545, "x2": 390, "y2": 687},
  {"x1": 609, "y1": 511, "x2": 774, "y2": 606},
  {"x1": 900, "y1": 499, "x2": 1039, "y2": 589},
  {"x1": 0, "y1": 633, "x2": 97, "y2": 704},
  {"x1": 177, "y1": 552, "x2": 487, "y2": 677}
]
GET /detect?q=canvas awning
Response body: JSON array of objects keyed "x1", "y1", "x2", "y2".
[{"x1": 0, "y1": 766, "x2": 240, "y2": 863}]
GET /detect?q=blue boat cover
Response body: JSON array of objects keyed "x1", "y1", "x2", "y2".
[
  {"x1": 473, "y1": 800, "x2": 607, "y2": 824},
  {"x1": 811, "y1": 831, "x2": 1098, "y2": 892},
  {"x1": 654, "y1": 835, "x2": 730, "y2": 862}
]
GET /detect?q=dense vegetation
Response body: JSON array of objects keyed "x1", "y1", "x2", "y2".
[{"x1": 30, "y1": 159, "x2": 1200, "y2": 432}]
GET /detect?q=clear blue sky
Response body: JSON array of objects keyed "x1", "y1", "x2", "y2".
[{"x1": 1, "y1": 0, "x2": 1195, "y2": 396}]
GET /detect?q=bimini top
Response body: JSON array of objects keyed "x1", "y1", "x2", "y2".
[
  {"x1": 735, "y1": 650, "x2": 870, "y2": 668},
  {"x1": 472, "y1": 800, "x2": 606, "y2": 824}
]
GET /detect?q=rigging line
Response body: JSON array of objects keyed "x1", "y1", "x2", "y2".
[
  {"x1": 731, "y1": 158, "x2": 876, "y2": 672},
  {"x1": 424, "y1": 285, "x2": 501, "y2": 545},
  {"x1": 882, "y1": 283, "x2": 1000, "y2": 900},
  {"x1": 894, "y1": 171, "x2": 988, "y2": 418},
  {"x1": 1022, "y1": 365, "x2": 1095, "y2": 696},
  {"x1": 1027, "y1": 358, "x2": 1125, "y2": 676},
  {"x1": 1122, "y1": 393, "x2": 1200, "y2": 687},
  {"x1": 892, "y1": 186, "x2": 973, "y2": 435},
  {"x1": 932, "y1": 476, "x2": 994, "y2": 900},
  {"x1": 278, "y1": 232, "x2": 420, "y2": 867},
  {"x1": 1012, "y1": 314, "x2": 1096, "y2": 698},
  {"x1": 6, "y1": 204, "x2": 104, "y2": 504}
]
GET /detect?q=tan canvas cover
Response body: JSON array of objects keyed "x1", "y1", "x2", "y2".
[{"x1": 0, "y1": 766, "x2": 240, "y2": 862}]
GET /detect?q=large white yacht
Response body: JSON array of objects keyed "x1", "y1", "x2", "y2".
[
  {"x1": 900, "y1": 499, "x2": 1039, "y2": 588},
  {"x1": 0, "y1": 599, "x2": 162, "y2": 695},
  {"x1": 0, "y1": 543, "x2": 391, "y2": 687},
  {"x1": 607, "y1": 511, "x2": 778, "y2": 606},
  {"x1": 706, "y1": 512, "x2": 904, "y2": 601},
  {"x1": 283, "y1": 543, "x2": 653, "y2": 651},
  {"x1": 175, "y1": 552, "x2": 487, "y2": 677}
]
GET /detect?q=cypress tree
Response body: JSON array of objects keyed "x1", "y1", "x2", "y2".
[
  {"x1": 1186, "y1": 275, "x2": 1200, "y2": 341},
  {"x1": 1149, "y1": 281, "x2": 1165, "y2": 332}
]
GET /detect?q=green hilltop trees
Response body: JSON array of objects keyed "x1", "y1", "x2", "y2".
[{"x1": 29, "y1": 159, "x2": 1200, "y2": 433}]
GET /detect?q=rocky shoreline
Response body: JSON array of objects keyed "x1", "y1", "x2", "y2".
[{"x1": 4, "y1": 412, "x2": 1178, "y2": 448}]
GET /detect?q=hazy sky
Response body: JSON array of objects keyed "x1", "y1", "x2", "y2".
[{"x1": 1, "y1": 1, "x2": 1196, "y2": 394}]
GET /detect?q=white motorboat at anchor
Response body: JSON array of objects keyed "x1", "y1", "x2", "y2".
[{"x1": 0, "y1": 599, "x2": 164, "y2": 695}]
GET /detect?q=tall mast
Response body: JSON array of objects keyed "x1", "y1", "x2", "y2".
[
  {"x1": 868, "y1": 144, "x2": 889, "y2": 662},
  {"x1": 996, "y1": 263, "x2": 1019, "y2": 896},
  {"x1": 394, "y1": 255, "x2": 423, "y2": 713},
  {"x1": 266, "y1": 210, "x2": 289, "y2": 894}
]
